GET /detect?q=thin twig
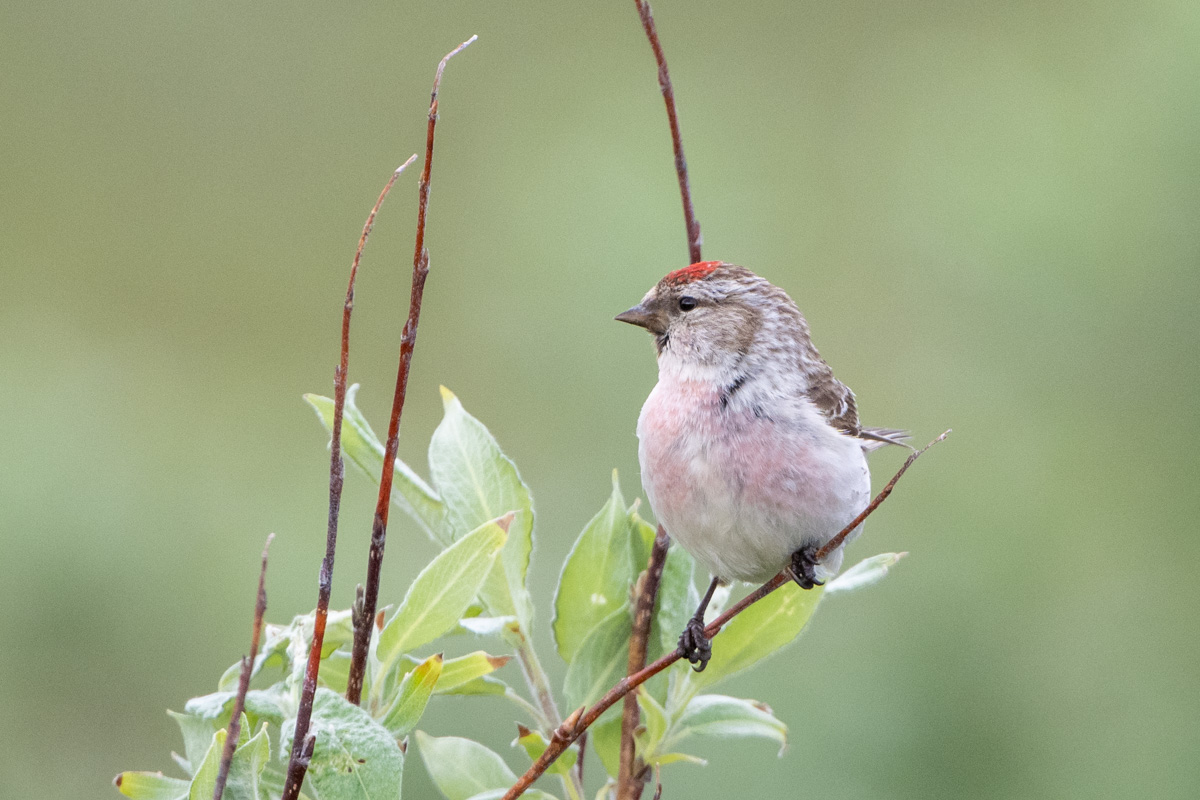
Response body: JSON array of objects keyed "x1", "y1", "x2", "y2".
[
  {"x1": 280, "y1": 150, "x2": 421, "y2": 800},
  {"x1": 212, "y1": 533, "x2": 274, "y2": 800},
  {"x1": 635, "y1": 0, "x2": 701, "y2": 264},
  {"x1": 617, "y1": 526, "x2": 671, "y2": 800},
  {"x1": 814, "y1": 430, "x2": 951, "y2": 562},
  {"x1": 501, "y1": 431, "x2": 949, "y2": 799},
  {"x1": 344, "y1": 33, "x2": 479, "y2": 707}
]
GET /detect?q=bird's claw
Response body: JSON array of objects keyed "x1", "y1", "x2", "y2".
[
  {"x1": 789, "y1": 544, "x2": 825, "y2": 590},
  {"x1": 678, "y1": 617, "x2": 712, "y2": 672}
]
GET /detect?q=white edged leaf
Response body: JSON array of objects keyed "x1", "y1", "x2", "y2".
[
  {"x1": 669, "y1": 694, "x2": 787, "y2": 756},
  {"x1": 825, "y1": 552, "x2": 907, "y2": 594}
]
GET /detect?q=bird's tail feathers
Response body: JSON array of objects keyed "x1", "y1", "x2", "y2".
[{"x1": 858, "y1": 427, "x2": 915, "y2": 452}]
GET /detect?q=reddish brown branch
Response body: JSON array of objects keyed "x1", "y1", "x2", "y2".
[
  {"x1": 617, "y1": 526, "x2": 671, "y2": 800},
  {"x1": 635, "y1": 0, "x2": 702, "y2": 264},
  {"x1": 501, "y1": 431, "x2": 949, "y2": 800},
  {"x1": 281, "y1": 152, "x2": 420, "y2": 800},
  {"x1": 344, "y1": 34, "x2": 478, "y2": 706},
  {"x1": 213, "y1": 533, "x2": 274, "y2": 800}
]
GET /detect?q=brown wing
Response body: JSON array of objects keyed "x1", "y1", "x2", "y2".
[{"x1": 807, "y1": 372, "x2": 861, "y2": 435}]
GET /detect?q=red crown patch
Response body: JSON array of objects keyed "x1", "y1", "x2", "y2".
[{"x1": 662, "y1": 261, "x2": 722, "y2": 286}]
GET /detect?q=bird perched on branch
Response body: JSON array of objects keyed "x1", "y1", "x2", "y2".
[{"x1": 616, "y1": 261, "x2": 907, "y2": 671}]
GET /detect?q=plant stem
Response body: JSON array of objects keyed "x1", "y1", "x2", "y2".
[
  {"x1": 617, "y1": 526, "x2": 670, "y2": 800},
  {"x1": 344, "y1": 34, "x2": 478, "y2": 706},
  {"x1": 634, "y1": 0, "x2": 702, "y2": 264},
  {"x1": 213, "y1": 533, "x2": 274, "y2": 800}
]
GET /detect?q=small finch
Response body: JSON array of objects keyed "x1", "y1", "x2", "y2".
[{"x1": 617, "y1": 261, "x2": 908, "y2": 670}]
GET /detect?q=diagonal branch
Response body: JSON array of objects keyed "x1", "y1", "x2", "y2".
[
  {"x1": 501, "y1": 431, "x2": 951, "y2": 800},
  {"x1": 635, "y1": 0, "x2": 702, "y2": 264},
  {"x1": 280, "y1": 153, "x2": 419, "y2": 800},
  {"x1": 213, "y1": 533, "x2": 274, "y2": 800},
  {"x1": 345, "y1": 34, "x2": 478, "y2": 707}
]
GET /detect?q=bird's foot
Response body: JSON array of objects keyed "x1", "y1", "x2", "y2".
[
  {"x1": 678, "y1": 616, "x2": 712, "y2": 672},
  {"x1": 788, "y1": 544, "x2": 825, "y2": 590}
]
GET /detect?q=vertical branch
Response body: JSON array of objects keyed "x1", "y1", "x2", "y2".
[
  {"x1": 212, "y1": 533, "x2": 274, "y2": 800},
  {"x1": 635, "y1": 0, "x2": 702, "y2": 264},
  {"x1": 617, "y1": 3, "x2": 699, "y2": 795},
  {"x1": 617, "y1": 527, "x2": 670, "y2": 800},
  {"x1": 344, "y1": 34, "x2": 479, "y2": 706},
  {"x1": 280, "y1": 155, "x2": 418, "y2": 800}
]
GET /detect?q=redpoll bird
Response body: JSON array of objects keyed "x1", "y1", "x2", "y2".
[{"x1": 617, "y1": 261, "x2": 908, "y2": 670}]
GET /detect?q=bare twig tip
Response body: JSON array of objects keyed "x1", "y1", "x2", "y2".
[{"x1": 396, "y1": 154, "x2": 419, "y2": 175}]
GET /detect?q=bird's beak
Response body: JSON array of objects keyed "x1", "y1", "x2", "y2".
[{"x1": 615, "y1": 304, "x2": 663, "y2": 334}]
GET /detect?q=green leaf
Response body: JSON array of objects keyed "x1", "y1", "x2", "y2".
[
  {"x1": 428, "y1": 387, "x2": 534, "y2": 629},
  {"x1": 219, "y1": 726, "x2": 271, "y2": 800},
  {"x1": 183, "y1": 687, "x2": 288, "y2": 733},
  {"x1": 825, "y1": 552, "x2": 907, "y2": 594},
  {"x1": 433, "y1": 651, "x2": 510, "y2": 694},
  {"x1": 634, "y1": 688, "x2": 669, "y2": 763},
  {"x1": 283, "y1": 688, "x2": 404, "y2": 800},
  {"x1": 114, "y1": 772, "x2": 189, "y2": 800},
  {"x1": 685, "y1": 584, "x2": 824, "y2": 691},
  {"x1": 376, "y1": 516, "x2": 509, "y2": 682},
  {"x1": 553, "y1": 471, "x2": 634, "y2": 663},
  {"x1": 415, "y1": 731, "x2": 517, "y2": 800},
  {"x1": 512, "y1": 725, "x2": 577, "y2": 776},
  {"x1": 562, "y1": 605, "x2": 632, "y2": 710},
  {"x1": 181, "y1": 723, "x2": 270, "y2": 800},
  {"x1": 669, "y1": 694, "x2": 788, "y2": 756},
  {"x1": 381, "y1": 653, "x2": 443, "y2": 738},
  {"x1": 305, "y1": 386, "x2": 447, "y2": 542}
]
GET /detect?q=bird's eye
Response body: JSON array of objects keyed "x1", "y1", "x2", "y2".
[{"x1": 679, "y1": 296, "x2": 697, "y2": 311}]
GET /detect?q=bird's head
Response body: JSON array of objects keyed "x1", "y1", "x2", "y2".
[{"x1": 616, "y1": 261, "x2": 805, "y2": 378}]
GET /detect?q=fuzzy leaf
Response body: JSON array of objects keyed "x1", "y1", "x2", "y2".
[
  {"x1": 825, "y1": 552, "x2": 907, "y2": 594},
  {"x1": 167, "y1": 711, "x2": 218, "y2": 776},
  {"x1": 428, "y1": 387, "x2": 534, "y2": 629},
  {"x1": 563, "y1": 605, "x2": 632, "y2": 710},
  {"x1": 553, "y1": 471, "x2": 634, "y2": 663},
  {"x1": 382, "y1": 653, "x2": 443, "y2": 738},
  {"x1": 114, "y1": 772, "x2": 189, "y2": 800},
  {"x1": 415, "y1": 732, "x2": 518, "y2": 800},
  {"x1": 376, "y1": 516, "x2": 508, "y2": 679},
  {"x1": 305, "y1": 386, "x2": 447, "y2": 541},
  {"x1": 685, "y1": 584, "x2": 823, "y2": 690},
  {"x1": 282, "y1": 688, "x2": 404, "y2": 800},
  {"x1": 671, "y1": 694, "x2": 788, "y2": 755}
]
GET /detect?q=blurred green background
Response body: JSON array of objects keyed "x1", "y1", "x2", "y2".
[{"x1": 3, "y1": 0, "x2": 1198, "y2": 797}]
